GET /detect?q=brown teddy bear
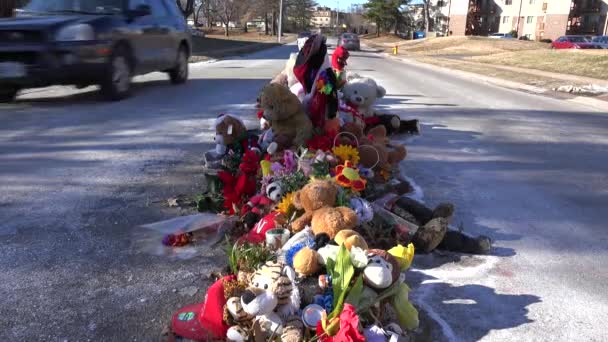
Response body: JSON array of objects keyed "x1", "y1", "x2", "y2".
[
  {"x1": 259, "y1": 83, "x2": 313, "y2": 154},
  {"x1": 204, "y1": 114, "x2": 259, "y2": 168},
  {"x1": 342, "y1": 124, "x2": 406, "y2": 178},
  {"x1": 334, "y1": 229, "x2": 368, "y2": 250},
  {"x1": 290, "y1": 180, "x2": 358, "y2": 239}
]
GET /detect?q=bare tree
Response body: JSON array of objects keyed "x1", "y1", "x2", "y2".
[
  {"x1": 210, "y1": 0, "x2": 240, "y2": 36},
  {"x1": 176, "y1": 0, "x2": 196, "y2": 18}
]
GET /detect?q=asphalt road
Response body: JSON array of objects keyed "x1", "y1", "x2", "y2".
[{"x1": 1, "y1": 42, "x2": 607, "y2": 341}]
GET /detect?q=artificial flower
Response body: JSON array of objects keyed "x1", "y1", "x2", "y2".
[
  {"x1": 316, "y1": 303, "x2": 365, "y2": 342},
  {"x1": 332, "y1": 144, "x2": 360, "y2": 165},
  {"x1": 283, "y1": 150, "x2": 297, "y2": 173},
  {"x1": 335, "y1": 161, "x2": 367, "y2": 192},
  {"x1": 276, "y1": 192, "x2": 295, "y2": 215},
  {"x1": 388, "y1": 243, "x2": 415, "y2": 270},
  {"x1": 350, "y1": 246, "x2": 368, "y2": 269},
  {"x1": 307, "y1": 134, "x2": 333, "y2": 152},
  {"x1": 239, "y1": 150, "x2": 259, "y2": 174}
]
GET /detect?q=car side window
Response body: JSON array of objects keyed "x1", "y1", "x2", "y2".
[{"x1": 130, "y1": 0, "x2": 169, "y2": 17}]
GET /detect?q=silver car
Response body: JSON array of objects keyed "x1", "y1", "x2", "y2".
[
  {"x1": 338, "y1": 33, "x2": 360, "y2": 51},
  {"x1": 591, "y1": 36, "x2": 608, "y2": 49}
]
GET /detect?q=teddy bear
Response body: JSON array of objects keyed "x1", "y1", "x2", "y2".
[
  {"x1": 363, "y1": 249, "x2": 401, "y2": 290},
  {"x1": 341, "y1": 123, "x2": 407, "y2": 180},
  {"x1": 258, "y1": 83, "x2": 313, "y2": 155},
  {"x1": 290, "y1": 179, "x2": 358, "y2": 238},
  {"x1": 339, "y1": 74, "x2": 419, "y2": 135},
  {"x1": 204, "y1": 114, "x2": 260, "y2": 168}
]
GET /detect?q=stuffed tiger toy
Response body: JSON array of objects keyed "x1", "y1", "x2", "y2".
[{"x1": 226, "y1": 261, "x2": 302, "y2": 340}]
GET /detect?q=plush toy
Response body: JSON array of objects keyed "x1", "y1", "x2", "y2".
[
  {"x1": 340, "y1": 75, "x2": 418, "y2": 135},
  {"x1": 391, "y1": 196, "x2": 492, "y2": 254},
  {"x1": 240, "y1": 261, "x2": 301, "y2": 336},
  {"x1": 363, "y1": 249, "x2": 401, "y2": 290},
  {"x1": 332, "y1": 45, "x2": 350, "y2": 89},
  {"x1": 334, "y1": 229, "x2": 368, "y2": 251},
  {"x1": 290, "y1": 180, "x2": 358, "y2": 238},
  {"x1": 259, "y1": 83, "x2": 313, "y2": 155},
  {"x1": 241, "y1": 211, "x2": 286, "y2": 244},
  {"x1": 211, "y1": 114, "x2": 259, "y2": 157},
  {"x1": 294, "y1": 34, "x2": 339, "y2": 129},
  {"x1": 344, "y1": 124, "x2": 407, "y2": 177}
]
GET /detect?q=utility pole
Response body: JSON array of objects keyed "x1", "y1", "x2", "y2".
[
  {"x1": 515, "y1": 0, "x2": 524, "y2": 37},
  {"x1": 447, "y1": 0, "x2": 453, "y2": 35},
  {"x1": 278, "y1": 0, "x2": 283, "y2": 43},
  {"x1": 336, "y1": 0, "x2": 339, "y2": 36}
]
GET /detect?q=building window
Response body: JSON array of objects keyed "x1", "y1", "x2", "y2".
[
  {"x1": 529, "y1": 0, "x2": 535, "y2": 4},
  {"x1": 526, "y1": 16, "x2": 533, "y2": 24},
  {"x1": 525, "y1": 34, "x2": 532, "y2": 39},
  {"x1": 437, "y1": 0, "x2": 446, "y2": 6},
  {"x1": 502, "y1": 16, "x2": 509, "y2": 23},
  {"x1": 505, "y1": 0, "x2": 512, "y2": 5}
]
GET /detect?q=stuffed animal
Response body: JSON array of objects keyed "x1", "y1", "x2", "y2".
[
  {"x1": 259, "y1": 83, "x2": 313, "y2": 155},
  {"x1": 241, "y1": 211, "x2": 287, "y2": 244},
  {"x1": 290, "y1": 180, "x2": 358, "y2": 238},
  {"x1": 334, "y1": 229, "x2": 368, "y2": 250},
  {"x1": 344, "y1": 124, "x2": 407, "y2": 177},
  {"x1": 212, "y1": 114, "x2": 258, "y2": 156},
  {"x1": 340, "y1": 75, "x2": 417, "y2": 135},
  {"x1": 363, "y1": 249, "x2": 401, "y2": 290},
  {"x1": 240, "y1": 261, "x2": 301, "y2": 337},
  {"x1": 331, "y1": 45, "x2": 350, "y2": 90}
]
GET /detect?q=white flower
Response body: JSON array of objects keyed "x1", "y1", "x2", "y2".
[
  {"x1": 350, "y1": 246, "x2": 369, "y2": 269},
  {"x1": 317, "y1": 245, "x2": 339, "y2": 265}
]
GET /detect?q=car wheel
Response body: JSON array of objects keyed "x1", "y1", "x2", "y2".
[
  {"x1": 101, "y1": 46, "x2": 132, "y2": 101},
  {"x1": 0, "y1": 87, "x2": 19, "y2": 103},
  {"x1": 169, "y1": 46, "x2": 189, "y2": 85}
]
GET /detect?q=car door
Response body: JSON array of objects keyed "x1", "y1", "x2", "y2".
[
  {"x1": 127, "y1": 0, "x2": 159, "y2": 73},
  {"x1": 146, "y1": 0, "x2": 175, "y2": 69}
]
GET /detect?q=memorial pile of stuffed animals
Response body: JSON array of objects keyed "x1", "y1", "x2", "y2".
[{"x1": 168, "y1": 34, "x2": 491, "y2": 342}]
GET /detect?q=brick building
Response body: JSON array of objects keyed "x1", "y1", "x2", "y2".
[{"x1": 443, "y1": 0, "x2": 608, "y2": 40}]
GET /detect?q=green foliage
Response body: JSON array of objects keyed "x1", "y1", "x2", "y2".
[
  {"x1": 279, "y1": 170, "x2": 309, "y2": 194},
  {"x1": 224, "y1": 240, "x2": 276, "y2": 274},
  {"x1": 364, "y1": 0, "x2": 409, "y2": 34},
  {"x1": 329, "y1": 245, "x2": 355, "y2": 319}
]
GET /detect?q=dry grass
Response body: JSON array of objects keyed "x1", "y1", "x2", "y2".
[
  {"x1": 414, "y1": 56, "x2": 589, "y2": 90},
  {"x1": 470, "y1": 50, "x2": 608, "y2": 80},
  {"x1": 364, "y1": 35, "x2": 548, "y2": 56},
  {"x1": 197, "y1": 28, "x2": 296, "y2": 43}
]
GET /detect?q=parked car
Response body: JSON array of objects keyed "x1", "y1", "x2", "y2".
[
  {"x1": 297, "y1": 31, "x2": 311, "y2": 51},
  {"x1": 551, "y1": 35, "x2": 601, "y2": 49},
  {"x1": 489, "y1": 33, "x2": 513, "y2": 39},
  {"x1": 338, "y1": 33, "x2": 360, "y2": 51},
  {"x1": 592, "y1": 35, "x2": 608, "y2": 49},
  {"x1": 0, "y1": 0, "x2": 191, "y2": 103}
]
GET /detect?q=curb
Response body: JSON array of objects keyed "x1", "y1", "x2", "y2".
[
  {"x1": 383, "y1": 53, "x2": 608, "y2": 112},
  {"x1": 190, "y1": 39, "x2": 295, "y2": 63}
]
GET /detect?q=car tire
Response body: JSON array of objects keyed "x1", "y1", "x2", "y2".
[
  {"x1": 0, "y1": 87, "x2": 19, "y2": 103},
  {"x1": 169, "y1": 46, "x2": 189, "y2": 85},
  {"x1": 101, "y1": 46, "x2": 132, "y2": 101}
]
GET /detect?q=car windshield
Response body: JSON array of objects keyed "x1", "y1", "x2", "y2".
[
  {"x1": 568, "y1": 36, "x2": 589, "y2": 42},
  {"x1": 342, "y1": 34, "x2": 356, "y2": 39},
  {"x1": 23, "y1": 0, "x2": 124, "y2": 15}
]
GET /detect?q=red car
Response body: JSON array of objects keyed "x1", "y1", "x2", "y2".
[{"x1": 551, "y1": 35, "x2": 600, "y2": 49}]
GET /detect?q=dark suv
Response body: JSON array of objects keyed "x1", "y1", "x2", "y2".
[{"x1": 0, "y1": 0, "x2": 191, "y2": 102}]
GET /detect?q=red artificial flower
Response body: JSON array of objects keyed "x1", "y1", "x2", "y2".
[
  {"x1": 306, "y1": 131, "x2": 337, "y2": 152},
  {"x1": 315, "y1": 304, "x2": 365, "y2": 342},
  {"x1": 239, "y1": 150, "x2": 260, "y2": 174}
]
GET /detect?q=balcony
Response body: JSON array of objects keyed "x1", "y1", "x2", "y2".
[{"x1": 570, "y1": 1, "x2": 602, "y2": 15}]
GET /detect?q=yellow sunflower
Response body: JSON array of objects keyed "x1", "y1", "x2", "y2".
[
  {"x1": 276, "y1": 192, "x2": 295, "y2": 214},
  {"x1": 332, "y1": 145, "x2": 360, "y2": 165}
]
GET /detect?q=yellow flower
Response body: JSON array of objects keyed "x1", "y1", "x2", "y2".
[
  {"x1": 276, "y1": 192, "x2": 295, "y2": 214},
  {"x1": 388, "y1": 243, "x2": 415, "y2": 270},
  {"x1": 332, "y1": 145, "x2": 360, "y2": 165}
]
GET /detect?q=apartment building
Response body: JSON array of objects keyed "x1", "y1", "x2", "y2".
[
  {"x1": 445, "y1": 0, "x2": 608, "y2": 40},
  {"x1": 311, "y1": 7, "x2": 334, "y2": 28}
]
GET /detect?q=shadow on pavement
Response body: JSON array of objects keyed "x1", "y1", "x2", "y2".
[{"x1": 407, "y1": 270, "x2": 542, "y2": 341}]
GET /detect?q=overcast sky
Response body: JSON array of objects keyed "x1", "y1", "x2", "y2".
[{"x1": 316, "y1": 0, "x2": 423, "y2": 10}]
